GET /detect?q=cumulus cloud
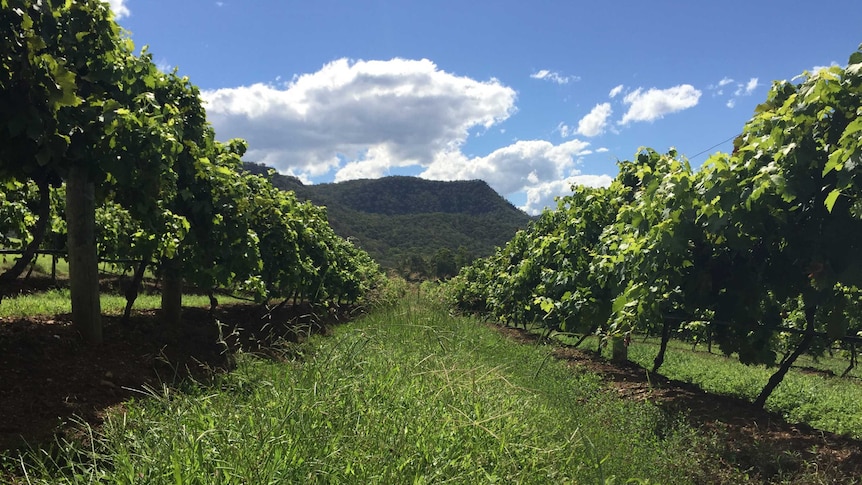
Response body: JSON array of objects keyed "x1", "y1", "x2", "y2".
[
  {"x1": 420, "y1": 139, "x2": 592, "y2": 196},
  {"x1": 575, "y1": 103, "x2": 612, "y2": 137},
  {"x1": 522, "y1": 174, "x2": 614, "y2": 215},
  {"x1": 334, "y1": 146, "x2": 403, "y2": 181},
  {"x1": 531, "y1": 69, "x2": 580, "y2": 84},
  {"x1": 202, "y1": 57, "x2": 614, "y2": 210},
  {"x1": 619, "y1": 85, "x2": 701, "y2": 124},
  {"x1": 734, "y1": 77, "x2": 758, "y2": 96},
  {"x1": 608, "y1": 84, "x2": 624, "y2": 98},
  {"x1": 202, "y1": 58, "x2": 516, "y2": 178},
  {"x1": 106, "y1": 0, "x2": 130, "y2": 18}
]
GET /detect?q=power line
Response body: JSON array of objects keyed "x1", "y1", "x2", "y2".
[{"x1": 689, "y1": 133, "x2": 739, "y2": 160}]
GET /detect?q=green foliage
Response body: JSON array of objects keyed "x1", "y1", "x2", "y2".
[
  {"x1": 445, "y1": 184, "x2": 620, "y2": 335},
  {"x1": 1, "y1": 1, "x2": 387, "y2": 323},
  {"x1": 94, "y1": 200, "x2": 137, "y2": 260},
  {"x1": 431, "y1": 247, "x2": 457, "y2": 279},
  {"x1": 0, "y1": 1, "x2": 81, "y2": 180},
  {"x1": 444, "y1": 45, "x2": 862, "y2": 407},
  {"x1": 0, "y1": 180, "x2": 38, "y2": 248},
  {"x1": 2, "y1": 0, "x2": 191, "y2": 340}
]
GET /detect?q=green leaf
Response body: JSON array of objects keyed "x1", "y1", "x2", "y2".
[
  {"x1": 537, "y1": 298, "x2": 555, "y2": 314},
  {"x1": 824, "y1": 188, "x2": 841, "y2": 213},
  {"x1": 611, "y1": 293, "x2": 628, "y2": 314},
  {"x1": 823, "y1": 149, "x2": 845, "y2": 176},
  {"x1": 842, "y1": 117, "x2": 862, "y2": 137}
]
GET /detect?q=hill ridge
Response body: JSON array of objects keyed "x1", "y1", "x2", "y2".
[{"x1": 242, "y1": 162, "x2": 531, "y2": 273}]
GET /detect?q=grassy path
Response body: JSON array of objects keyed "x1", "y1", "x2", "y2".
[{"x1": 4, "y1": 299, "x2": 844, "y2": 484}]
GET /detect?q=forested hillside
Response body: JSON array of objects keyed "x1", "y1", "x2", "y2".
[{"x1": 243, "y1": 163, "x2": 532, "y2": 274}]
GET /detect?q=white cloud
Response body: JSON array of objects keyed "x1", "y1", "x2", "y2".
[
  {"x1": 709, "y1": 76, "x2": 759, "y2": 109},
  {"x1": 619, "y1": 85, "x2": 701, "y2": 125},
  {"x1": 203, "y1": 58, "x2": 612, "y2": 208},
  {"x1": 734, "y1": 77, "x2": 759, "y2": 96},
  {"x1": 575, "y1": 103, "x2": 612, "y2": 137},
  {"x1": 421, "y1": 138, "x2": 592, "y2": 196},
  {"x1": 596, "y1": 147, "x2": 609, "y2": 153},
  {"x1": 106, "y1": 0, "x2": 130, "y2": 18},
  {"x1": 334, "y1": 146, "x2": 403, "y2": 181},
  {"x1": 608, "y1": 84, "x2": 624, "y2": 98},
  {"x1": 708, "y1": 77, "x2": 734, "y2": 95},
  {"x1": 522, "y1": 174, "x2": 614, "y2": 215},
  {"x1": 531, "y1": 69, "x2": 551, "y2": 80},
  {"x1": 557, "y1": 122, "x2": 573, "y2": 138},
  {"x1": 531, "y1": 69, "x2": 580, "y2": 85},
  {"x1": 202, "y1": 58, "x2": 516, "y2": 179}
]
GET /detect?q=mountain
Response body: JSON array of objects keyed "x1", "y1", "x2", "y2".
[{"x1": 242, "y1": 162, "x2": 532, "y2": 273}]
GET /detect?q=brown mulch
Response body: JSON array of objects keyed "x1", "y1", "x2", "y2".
[
  {"x1": 492, "y1": 323, "x2": 862, "y2": 483},
  {"x1": 0, "y1": 298, "x2": 353, "y2": 454}
]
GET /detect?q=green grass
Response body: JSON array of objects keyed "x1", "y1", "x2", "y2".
[
  {"x1": 3, "y1": 299, "x2": 746, "y2": 484},
  {"x1": 0, "y1": 253, "x2": 69, "y2": 279},
  {"x1": 0, "y1": 288, "x2": 238, "y2": 318},
  {"x1": 554, "y1": 333, "x2": 862, "y2": 439},
  {"x1": 0, "y1": 253, "x2": 160, "y2": 281},
  {"x1": 638, "y1": 336, "x2": 862, "y2": 380}
]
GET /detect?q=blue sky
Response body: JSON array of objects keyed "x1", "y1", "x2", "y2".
[{"x1": 109, "y1": 0, "x2": 862, "y2": 214}]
